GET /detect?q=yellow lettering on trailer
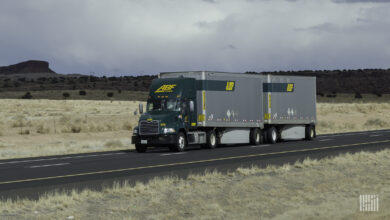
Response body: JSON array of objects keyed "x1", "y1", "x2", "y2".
[
  {"x1": 287, "y1": 83, "x2": 294, "y2": 92},
  {"x1": 226, "y1": 81, "x2": 235, "y2": 91},
  {"x1": 264, "y1": 113, "x2": 270, "y2": 120},
  {"x1": 155, "y1": 84, "x2": 177, "y2": 93}
]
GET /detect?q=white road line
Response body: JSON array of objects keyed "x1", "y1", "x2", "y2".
[
  {"x1": 0, "y1": 152, "x2": 125, "y2": 165},
  {"x1": 319, "y1": 139, "x2": 333, "y2": 142},
  {"x1": 29, "y1": 163, "x2": 69, "y2": 169},
  {"x1": 160, "y1": 152, "x2": 187, "y2": 156},
  {"x1": 370, "y1": 134, "x2": 382, "y2": 137},
  {"x1": 251, "y1": 145, "x2": 271, "y2": 148}
]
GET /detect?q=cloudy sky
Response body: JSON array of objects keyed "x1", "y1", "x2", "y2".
[{"x1": 0, "y1": 0, "x2": 389, "y2": 76}]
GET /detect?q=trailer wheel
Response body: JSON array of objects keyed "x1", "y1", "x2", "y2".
[
  {"x1": 174, "y1": 132, "x2": 187, "y2": 152},
  {"x1": 267, "y1": 127, "x2": 278, "y2": 144},
  {"x1": 203, "y1": 130, "x2": 217, "y2": 149},
  {"x1": 250, "y1": 128, "x2": 261, "y2": 145},
  {"x1": 135, "y1": 144, "x2": 147, "y2": 153},
  {"x1": 305, "y1": 125, "x2": 315, "y2": 140}
]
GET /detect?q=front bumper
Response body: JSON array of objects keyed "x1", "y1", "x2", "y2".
[{"x1": 132, "y1": 134, "x2": 177, "y2": 146}]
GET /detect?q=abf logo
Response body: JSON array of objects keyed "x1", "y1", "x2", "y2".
[
  {"x1": 226, "y1": 81, "x2": 235, "y2": 91},
  {"x1": 155, "y1": 84, "x2": 177, "y2": 93},
  {"x1": 287, "y1": 83, "x2": 294, "y2": 92}
]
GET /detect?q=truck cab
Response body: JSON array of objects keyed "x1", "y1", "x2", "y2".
[{"x1": 132, "y1": 77, "x2": 198, "y2": 152}]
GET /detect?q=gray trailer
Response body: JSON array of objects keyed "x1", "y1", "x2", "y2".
[{"x1": 132, "y1": 71, "x2": 316, "y2": 152}]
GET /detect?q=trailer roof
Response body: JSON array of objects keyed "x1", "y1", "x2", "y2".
[{"x1": 159, "y1": 71, "x2": 316, "y2": 79}]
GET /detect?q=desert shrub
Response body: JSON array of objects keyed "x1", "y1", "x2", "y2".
[
  {"x1": 36, "y1": 123, "x2": 50, "y2": 134},
  {"x1": 21, "y1": 92, "x2": 33, "y2": 99},
  {"x1": 79, "y1": 90, "x2": 87, "y2": 96},
  {"x1": 316, "y1": 92, "x2": 324, "y2": 97},
  {"x1": 59, "y1": 114, "x2": 71, "y2": 124},
  {"x1": 63, "y1": 92, "x2": 70, "y2": 99},
  {"x1": 118, "y1": 89, "x2": 122, "y2": 94},
  {"x1": 373, "y1": 91, "x2": 382, "y2": 97},
  {"x1": 104, "y1": 140, "x2": 123, "y2": 148},
  {"x1": 71, "y1": 125, "x2": 81, "y2": 133},
  {"x1": 107, "y1": 92, "x2": 114, "y2": 97},
  {"x1": 364, "y1": 118, "x2": 388, "y2": 127},
  {"x1": 326, "y1": 94, "x2": 336, "y2": 98},
  {"x1": 122, "y1": 121, "x2": 133, "y2": 130},
  {"x1": 19, "y1": 129, "x2": 30, "y2": 135},
  {"x1": 355, "y1": 92, "x2": 363, "y2": 99},
  {"x1": 12, "y1": 115, "x2": 30, "y2": 127}
]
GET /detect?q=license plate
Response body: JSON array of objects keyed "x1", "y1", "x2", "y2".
[{"x1": 141, "y1": 140, "x2": 147, "y2": 144}]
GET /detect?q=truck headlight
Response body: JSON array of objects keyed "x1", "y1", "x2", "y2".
[
  {"x1": 163, "y1": 128, "x2": 176, "y2": 134},
  {"x1": 133, "y1": 127, "x2": 138, "y2": 135}
]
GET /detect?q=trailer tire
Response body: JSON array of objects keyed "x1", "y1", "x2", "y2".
[
  {"x1": 305, "y1": 125, "x2": 315, "y2": 140},
  {"x1": 203, "y1": 130, "x2": 217, "y2": 149},
  {"x1": 135, "y1": 144, "x2": 147, "y2": 153},
  {"x1": 250, "y1": 128, "x2": 261, "y2": 145},
  {"x1": 267, "y1": 127, "x2": 278, "y2": 144},
  {"x1": 173, "y1": 132, "x2": 187, "y2": 152}
]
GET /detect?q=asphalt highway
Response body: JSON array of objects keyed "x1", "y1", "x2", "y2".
[{"x1": 1, "y1": 129, "x2": 390, "y2": 199}]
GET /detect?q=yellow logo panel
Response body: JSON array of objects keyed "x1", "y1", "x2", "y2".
[
  {"x1": 155, "y1": 84, "x2": 177, "y2": 93},
  {"x1": 226, "y1": 81, "x2": 235, "y2": 91},
  {"x1": 287, "y1": 83, "x2": 294, "y2": 92}
]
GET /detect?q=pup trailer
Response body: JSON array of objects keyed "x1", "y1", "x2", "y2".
[{"x1": 132, "y1": 71, "x2": 316, "y2": 152}]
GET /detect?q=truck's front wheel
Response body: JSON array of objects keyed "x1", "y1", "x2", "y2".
[
  {"x1": 173, "y1": 132, "x2": 187, "y2": 152},
  {"x1": 135, "y1": 144, "x2": 147, "y2": 153}
]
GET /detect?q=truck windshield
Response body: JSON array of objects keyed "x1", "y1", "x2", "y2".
[{"x1": 147, "y1": 99, "x2": 181, "y2": 112}]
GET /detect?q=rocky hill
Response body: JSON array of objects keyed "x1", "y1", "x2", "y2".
[{"x1": 0, "y1": 60, "x2": 56, "y2": 75}]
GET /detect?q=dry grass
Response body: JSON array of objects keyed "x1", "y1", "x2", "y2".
[
  {"x1": 316, "y1": 103, "x2": 390, "y2": 134},
  {"x1": 1, "y1": 149, "x2": 389, "y2": 219},
  {"x1": 0, "y1": 99, "x2": 143, "y2": 159},
  {"x1": 0, "y1": 99, "x2": 390, "y2": 159}
]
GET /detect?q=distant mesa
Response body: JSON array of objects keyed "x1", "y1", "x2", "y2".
[{"x1": 0, "y1": 60, "x2": 56, "y2": 75}]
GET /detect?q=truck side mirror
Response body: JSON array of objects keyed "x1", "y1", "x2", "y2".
[
  {"x1": 139, "y1": 103, "x2": 143, "y2": 114},
  {"x1": 189, "y1": 100, "x2": 194, "y2": 112}
]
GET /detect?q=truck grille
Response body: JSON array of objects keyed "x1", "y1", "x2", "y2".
[{"x1": 139, "y1": 120, "x2": 159, "y2": 135}]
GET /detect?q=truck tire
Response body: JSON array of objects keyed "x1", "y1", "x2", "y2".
[
  {"x1": 135, "y1": 144, "x2": 147, "y2": 153},
  {"x1": 250, "y1": 128, "x2": 261, "y2": 145},
  {"x1": 305, "y1": 125, "x2": 315, "y2": 140},
  {"x1": 174, "y1": 132, "x2": 187, "y2": 152},
  {"x1": 203, "y1": 130, "x2": 217, "y2": 149},
  {"x1": 267, "y1": 127, "x2": 278, "y2": 144}
]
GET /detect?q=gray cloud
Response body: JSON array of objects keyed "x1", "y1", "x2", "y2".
[
  {"x1": 0, "y1": 0, "x2": 389, "y2": 75},
  {"x1": 333, "y1": 0, "x2": 390, "y2": 3}
]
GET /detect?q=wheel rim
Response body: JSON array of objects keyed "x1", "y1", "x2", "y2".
[
  {"x1": 178, "y1": 136, "x2": 185, "y2": 149},
  {"x1": 210, "y1": 133, "x2": 216, "y2": 146},
  {"x1": 272, "y1": 129, "x2": 277, "y2": 142}
]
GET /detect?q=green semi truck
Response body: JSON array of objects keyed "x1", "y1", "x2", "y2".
[{"x1": 132, "y1": 71, "x2": 316, "y2": 152}]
